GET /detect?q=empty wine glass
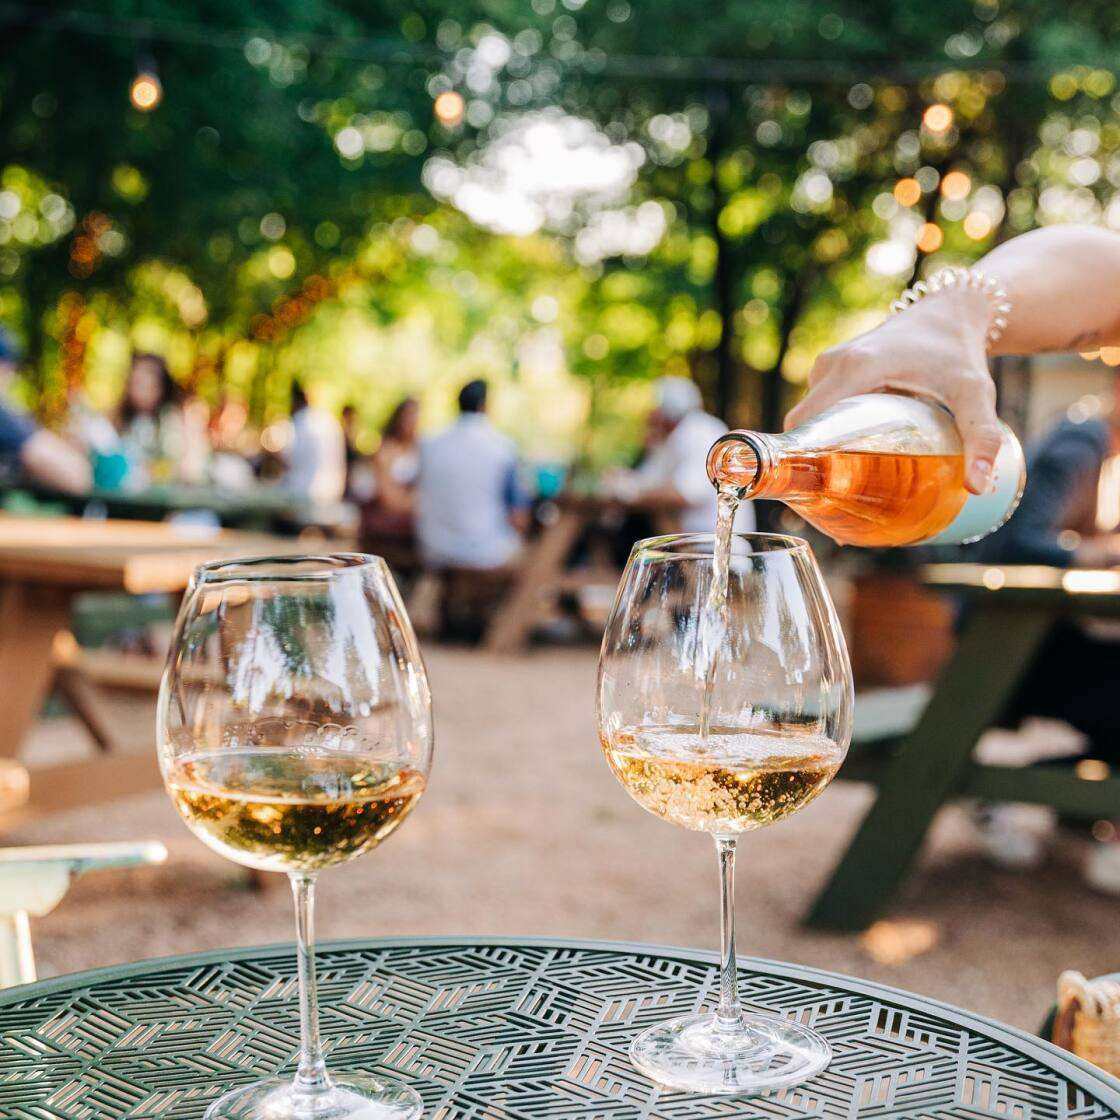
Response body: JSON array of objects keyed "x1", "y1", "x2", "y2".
[
  {"x1": 158, "y1": 555, "x2": 433, "y2": 1120},
  {"x1": 598, "y1": 532, "x2": 852, "y2": 1096}
]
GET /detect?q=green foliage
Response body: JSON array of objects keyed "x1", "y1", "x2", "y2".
[{"x1": 3, "y1": 1, "x2": 1120, "y2": 450}]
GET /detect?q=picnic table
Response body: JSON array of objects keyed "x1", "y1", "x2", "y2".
[
  {"x1": 484, "y1": 493, "x2": 655, "y2": 653},
  {"x1": 0, "y1": 515, "x2": 315, "y2": 827},
  {"x1": 2, "y1": 935, "x2": 1115, "y2": 1118},
  {"x1": 809, "y1": 561, "x2": 1120, "y2": 931},
  {"x1": 6, "y1": 481, "x2": 356, "y2": 535}
]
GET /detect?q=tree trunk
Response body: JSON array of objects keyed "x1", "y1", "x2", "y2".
[
  {"x1": 764, "y1": 271, "x2": 815, "y2": 433},
  {"x1": 706, "y1": 87, "x2": 737, "y2": 423}
]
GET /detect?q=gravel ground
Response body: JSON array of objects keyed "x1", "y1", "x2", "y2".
[{"x1": 11, "y1": 645, "x2": 1114, "y2": 1033}]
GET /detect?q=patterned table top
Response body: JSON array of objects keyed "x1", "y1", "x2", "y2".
[{"x1": 1, "y1": 936, "x2": 1117, "y2": 1119}]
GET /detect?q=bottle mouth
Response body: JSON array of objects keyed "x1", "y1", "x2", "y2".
[{"x1": 707, "y1": 431, "x2": 771, "y2": 496}]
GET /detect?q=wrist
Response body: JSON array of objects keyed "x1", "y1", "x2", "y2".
[
  {"x1": 892, "y1": 267, "x2": 1010, "y2": 354},
  {"x1": 904, "y1": 284, "x2": 991, "y2": 349}
]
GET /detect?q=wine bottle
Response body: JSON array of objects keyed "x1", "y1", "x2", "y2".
[{"x1": 706, "y1": 393, "x2": 1025, "y2": 547}]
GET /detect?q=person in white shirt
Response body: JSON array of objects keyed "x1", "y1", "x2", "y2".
[
  {"x1": 613, "y1": 376, "x2": 754, "y2": 534},
  {"x1": 416, "y1": 379, "x2": 528, "y2": 569},
  {"x1": 285, "y1": 382, "x2": 347, "y2": 506}
]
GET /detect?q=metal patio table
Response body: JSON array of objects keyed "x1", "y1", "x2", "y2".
[{"x1": 1, "y1": 936, "x2": 1117, "y2": 1119}]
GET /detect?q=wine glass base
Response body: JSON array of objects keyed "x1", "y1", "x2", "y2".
[
  {"x1": 204, "y1": 1075, "x2": 423, "y2": 1119},
  {"x1": 630, "y1": 1011, "x2": 831, "y2": 1096}
]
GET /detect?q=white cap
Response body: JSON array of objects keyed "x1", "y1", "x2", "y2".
[{"x1": 654, "y1": 376, "x2": 702, "y2": 422}]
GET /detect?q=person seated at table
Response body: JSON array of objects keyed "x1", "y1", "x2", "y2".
[
  {"x1": 788, "y1": 223, "x2": 1120, "y2": 889},
  {"x1": 416, "y1": 379, "x2": 528, "y2": 571},
  {"x1": 978, "y1": 392, "x2": 1120, "y2": 570},
  {"x1": 360, "y1": 397, "x2": 420, "y2": 549},
  {"x1": 0, "y1": 331, "x2": 90, "y2": 494},
  {"x1": 207, "y1": 396, "x2": 256, "y2": 491},
  {"x1": 341, "y1": 404, "x2": 370, "y2": 502},
  {"x1": 115, "y1": 352, "x2": 210, "y2": 486},
  {"x1": 603, "y1": 375, "x2": 754, "y2": 534},
  {"x1": 285, "y1": 381, "x2": 346, "y2": 506},
  {"x1": 961, "y1": 394, "x2": 1120, "y2": 878}
]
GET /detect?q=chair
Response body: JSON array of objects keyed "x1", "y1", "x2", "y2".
[{"x1": 0, "y1": 840, "x2": 167, "y2": 987}]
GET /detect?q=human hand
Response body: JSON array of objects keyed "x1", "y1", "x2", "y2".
[{"x1": 784, "y1": 284, "x2": 1002, "y2": 494}]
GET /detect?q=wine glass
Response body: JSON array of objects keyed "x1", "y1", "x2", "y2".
[
  {"x1": 597, "y1": 532, "x2": 853, "y2": 1096},
  {"x1": 157, "y1": 555, "x2": 433, "y2": 1120}
]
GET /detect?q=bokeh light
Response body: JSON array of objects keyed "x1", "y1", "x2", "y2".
[
  {"x1": 433, "y1": 91, "x2": 465, "y2": 127},
  {"x1": 893, "y1": 177, "x2": 921, "y2": 206},
  {"x1": 941, "y1": 170, "x2": 972, "y2": 200},
  {"x1": 963, "y1": 211, "x2": 993, "y2": 239},
  {"x1": 922, "y1": 102, "x2": 954, "y2": 133},
  {"x1": 916, "y1": 222, "x2": 943, "y2": 252},
  {"x1": 129, "y1": 72, "x2": 162, "y2": 112}
]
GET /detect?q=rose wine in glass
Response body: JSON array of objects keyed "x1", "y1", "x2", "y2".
[
  {"x1": 598, "y1": 530, "x2": 853, "y2": 1095},
  {"x1": 158, "y1": 555, "x2": 433, "y2": 1120}
]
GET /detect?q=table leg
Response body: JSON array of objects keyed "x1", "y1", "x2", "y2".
[
  {"x1": 53, "y1": 666, "x2": 118, "y2": 752},
  {"x1": 484, "y1": 510, "x2": 585, "y2": 653},
  {"x1": 0, "y1": 911, "x2": 34, "y2": 987},
  {"x1": 806, "y1": 601, "x2": 1056, "y2": 931},
  {"x1": 0, "y1": 583, "x2": 72, "y2": 761}
]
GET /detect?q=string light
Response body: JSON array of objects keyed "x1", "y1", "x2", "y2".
[
  {"x1": 433, "y1": 90, "x2": 465, "y2": 127},
  {"x1": 893, "y1": 177, "x2": 921, "y2": 206},
  {"x1": 963, "y1": 211, "x2": 992, "y2": 239},
  {"x1": 916, "y1": 222, "x2": 943, "y2": 252},
  {"x1": 129, "y1": 70, "x2": 162, "y2": 111},
  {"x1": 940, "y1": 170, "x2": 972, "y2": 200},
  {"x1": 922, "y1": 102, "x2": 954, "y2": 133}
]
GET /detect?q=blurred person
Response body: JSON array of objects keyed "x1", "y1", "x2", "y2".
[
  {"x1": 605, "y1": 376, "x2": 754, "y2": 534},
  {"x1": 3, "y1": 406, "x2": 92, "y2": 493},
  {"x1": 0, "y1": 332, "x2": 89, "y2": 493},
  {"x1": 285, "y1": 381, "x2": 346, "y2": 505},
  {"x1": 979, "y1": 390, "x2": 1120, "y2": 569},
  {"x1": 416, "y1": 379, "x2": 527, "y2": 569},
  {"x1": 341, "y1": 404, "x2": 372, "y2": 502},
  {"x1": 116, "y1": 352, "x2": 210, "y2": 486},
  {"x1": 208, "y1": 397, "x2": 256, "y2": 491},
  {"x1": 119, "y1": 352, "x2": 178, "y2": 446},
  {"x1": 967, "y1": 391, "x2": 1120, "y2": 880},
  {"x1": 361, "y1": 397, "x2": 420, "y2": 539}
]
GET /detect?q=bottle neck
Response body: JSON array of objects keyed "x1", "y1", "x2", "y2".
[{"x1": 708, "y1": 430, "x2": 784, "y2": 499}]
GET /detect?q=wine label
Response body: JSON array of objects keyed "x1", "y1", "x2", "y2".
[{"x1": 925, "y1": 423, "x2": 1026, "y2": 545}]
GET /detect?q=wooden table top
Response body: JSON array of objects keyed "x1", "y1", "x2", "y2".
[{"x1": 0, "y1": 515, "x2": 324, "y2": 594}]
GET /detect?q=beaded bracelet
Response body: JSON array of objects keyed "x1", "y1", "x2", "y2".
[{"x1": 889, "y1": 266, "x2": 1012, "y2": 350}]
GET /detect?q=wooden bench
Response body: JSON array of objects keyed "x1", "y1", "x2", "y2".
[
  {"x1": 808, "y1": 563, "x2": 1120, "y2": 931},
  {"x1": 0, "y1": 515, "x2": 315, "y2": 828}
]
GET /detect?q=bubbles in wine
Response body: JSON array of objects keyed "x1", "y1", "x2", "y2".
[{"x1": 166, "y1": 748, "x2": 426, "y2": 872}]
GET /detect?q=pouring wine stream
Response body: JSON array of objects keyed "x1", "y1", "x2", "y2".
[{"x1": 698, "y1": 485, "x2": 742, "y2": 744}]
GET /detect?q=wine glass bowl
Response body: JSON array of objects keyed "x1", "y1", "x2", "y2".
[
  {"x1": 158, "y1": 554, "x2": 432, "y2": 1120},
  {"x1": 597, "y1": 532, "x2": 852, "y2": 1096}
]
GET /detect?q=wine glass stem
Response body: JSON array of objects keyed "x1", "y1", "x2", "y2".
[
  {"x1": 714, "y1": 836, "x2": 744, "y2": 1030},
  {"x1": 290, "y1": 871, "x2": 331, "y2": 1102}
]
